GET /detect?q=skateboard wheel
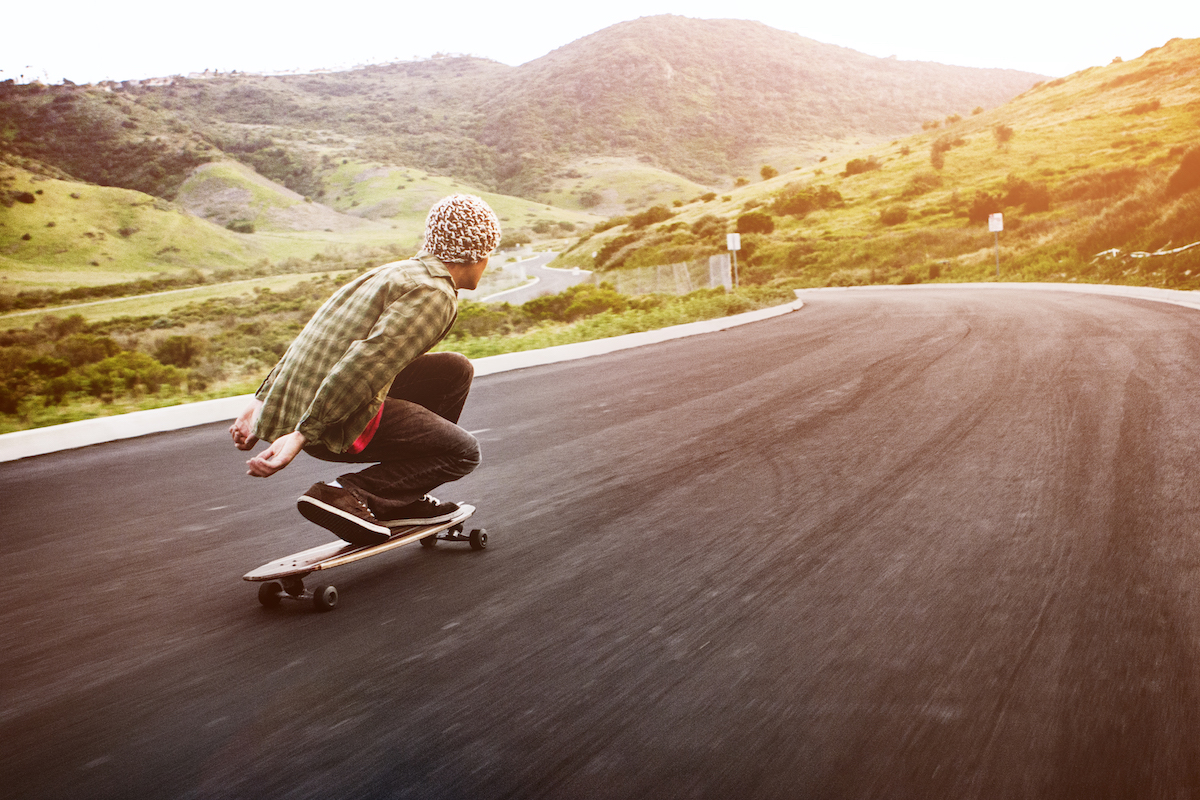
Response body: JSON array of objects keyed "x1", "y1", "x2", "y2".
[
  {"x1": 258, "y1": 581, "x2": 284, "y2": 608},
  {"x1": 469, "y1": 528, "x2": 488, "y2": 550},
  {"x1": 313, "y1": 584, "x2": 338, "y2": 612},
  {"x1": 419, "y1": 532, "x2": 438, "y2": 548}
]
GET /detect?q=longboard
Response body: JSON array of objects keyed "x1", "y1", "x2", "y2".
[{"x1": 244, "y1": 503, "x2": 484, "y2": 611}]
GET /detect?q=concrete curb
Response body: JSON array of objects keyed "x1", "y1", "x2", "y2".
[
  {"x1": 807, "y1": 281, "x2": 1200, "y2": 312},
  {"x1": 0, "y1": 298, "x2": 805, "y2": 462}
]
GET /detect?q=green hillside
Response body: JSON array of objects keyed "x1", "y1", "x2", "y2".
[
  {"x1": 482, "y1": 16, "x2": 1044, "y2": 192},
  {"x1": 557, "y1": 37, "x2": 1200, "y2": 290},
  {"x1": 0, "y1": 160, "x2": 258, "y2": 290}
]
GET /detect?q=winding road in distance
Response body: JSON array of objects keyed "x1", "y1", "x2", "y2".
[
  {"x1": 6, "y1": 286, "x2": 1200, "y2": 798},
  {"x1": 481, "y1": 251, "x2": 591, "y2": 304}
]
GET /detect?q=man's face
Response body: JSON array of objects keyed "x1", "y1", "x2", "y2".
[{"x1": 454, "y1": 257, "x2": 489, "y2": 291}]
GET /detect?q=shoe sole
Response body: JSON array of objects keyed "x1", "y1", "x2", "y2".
[
  {"x1": 375, "y1": 510, "x2": 459, "y2": 527},
  {"x1": 297, "y1": 495, "x2": 391, "y2": 546}
]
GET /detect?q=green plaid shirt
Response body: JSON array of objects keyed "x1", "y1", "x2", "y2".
[{"x1": 253, "y1": 254, "x2": 458, "y2": 453}]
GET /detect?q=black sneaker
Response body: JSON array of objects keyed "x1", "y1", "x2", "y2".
[
  {"x1": 375, "y1": 495, "x2": 461, "y2": 527},
  {"x1": 297, "y1": 482, "x2": 391, "y2": 546}
]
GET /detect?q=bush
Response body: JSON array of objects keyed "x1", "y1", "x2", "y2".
[
  {"x1": 930, "y1": 135, "x2": 965, "y2": 170},
  {"x1": 499, "y1": 231, "x2": 531, "y2": 249},
  {"x1": 155, "y1": 334, "x2": 207, "y2": 367},
  {"x1": 736, "y1": 211, "x2": 775, "y2": 234},
  {"x1": 760, "y1": 165, "x2": 779, "y2": 181},
  {"x1": 1167, "y1": 148, "x2": 1200, "y2": 197},
  {"x1": 843, "y1": 157, "x2": 881, "y2": 177},
  {"x1": 901, "y1": 172, "x2": 944, "y2": 198},
  {"x1": 771, "y1": 183, "x2": 842, "y2": 218},
  {"x1": 880, "y1": 205, "x2": 909, "y2": 226},
  {"x1": 226, "y1": 220, "x2": 255, "y2": 234},
  {"x1": 994, "y1": 124, "x2": 1015, "y2": 148},
  {"x1": 690, "y1": 215, "x2": 727, "y2": 240},
  {"x1": 968, "y1": 192, "x2": 1004, "y2": 224},
  {"x1": 54, "y1": 333, "x2": 121, "y2": 367},
  {"x1": 1002, "y1": 176, "x2": 1051, "y2": 213},
  {"x1": 629, "y1": 205, "x2": 674, "y2": 229}
]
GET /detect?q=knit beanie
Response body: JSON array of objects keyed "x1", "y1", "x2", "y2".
[{"x1": 422, "y1": 194, "x2": 502, "y2": 264}]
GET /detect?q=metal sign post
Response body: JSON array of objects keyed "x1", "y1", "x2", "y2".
[
  {"x1": 726, "y1": 233, "x2": 741, "y2": 288},
  {"x1": 988, "y1": 213, "x2": 1003, "y2": 278}
]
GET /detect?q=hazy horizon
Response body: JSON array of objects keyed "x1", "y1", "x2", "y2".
[{"x1": 4, "y1": 0, "x2": 1197, "y2": 86}]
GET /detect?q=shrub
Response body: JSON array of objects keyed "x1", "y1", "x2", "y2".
[
  {"x1": 880, "y1": 205, "x2": 909, "y2": 226},
  {"x1": 155, "y1": 334, "x2": 207, "y2": 367},
  {"x1": 930, "y1": 135, "x2": 966, "y2": 170},
  {"x1": 690, "y1": 215, "x2": 727, "y2": 239},
  {"x1": 736, "y1": 211, "x2": 775, "y2": 234},
  {"x1": 54, "y1": 333, "x2": 121, "y2": 367},
  {"x1": 771, "y1": 183, "x2": 843, "y2": 218},
  {"x1": 968, "y1": 191, "x2": 1004, "y2": 224},
  {"x1": 629, "y1": 205, "x2": 674, "y2": 229},
  {"x1": 1002, "y1": 176, "x2": 1051, "y2": 213},
  {"x1": 1167, "y1": 148, "x2": 1200, "y2": 197},
  {"x1": 760, "y1": 165, "x2": 779, "y2": 181},
  {"x1": 592, "y1": 216, "x2": 628, "y2": 234},
  {"x1": 901, "y1": 172, "x2": 944, "y2": 198},
  {"x1": 499, "y1": 231, "x2": 531, "y2": 249},
  {"x1": 226, "y1": 220, "x2": 255, "y2": 234},
  {"x1": 994, "y1": 124, "x2": 1015, "y2": 148},
  {"x1": 843, "y1": 157, "x2": 881, "y2": 177}
]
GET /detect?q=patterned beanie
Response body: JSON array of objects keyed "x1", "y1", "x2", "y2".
[{"x1": 422, "y1": 194, "x2": 502, "y2": 264}]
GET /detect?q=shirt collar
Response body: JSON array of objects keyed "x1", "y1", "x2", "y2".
[{"x1": 414, "y1": 251, "x2": 455, "y2": 285}]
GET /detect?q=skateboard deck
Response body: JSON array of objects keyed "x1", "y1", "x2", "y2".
[{"x1": 244, "y1": 503, "x2": 484, "y2": 610}]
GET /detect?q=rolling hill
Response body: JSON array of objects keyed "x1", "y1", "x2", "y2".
[{"x1": 554, "y1": 36, "x2": 1200, "y2": 292}]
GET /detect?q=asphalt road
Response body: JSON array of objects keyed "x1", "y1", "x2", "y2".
[
  {"x1": 6, "y1": 286, "x2": 1200, "y2": 798},
  {"x1": 482, "y1": 252, "x2": 591, "y2": 304}
]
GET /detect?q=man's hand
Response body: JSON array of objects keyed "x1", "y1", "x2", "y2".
[
  {"x1": 246, "y1": 430, "x2": 307, "y2": 478},
  {"x1": 230, "y1": 399, "x2": 262, "y2": 451}
]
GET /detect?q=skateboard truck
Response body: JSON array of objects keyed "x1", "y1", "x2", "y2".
[{"x1": 245, "y1": 507, "x2": 485, "y2": 612}]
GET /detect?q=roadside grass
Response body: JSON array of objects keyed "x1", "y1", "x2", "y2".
[
  {"x1": 0, "y1": 281, "x2": 792, "y2": 434},
  {"x1": 0, "y1": 377, "x2": 263, "y2": 435}
]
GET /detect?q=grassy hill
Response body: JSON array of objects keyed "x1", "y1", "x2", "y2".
[
  {"x1": 481, "y1": 16, "x2": 1044, "y2": 192},
  {"x1": 556, "y1": 37, "x2": 1200, "y2": 291},
  {"x1": 2, "y1": 17, "x2": 1043, "y2": 205},
  {"x1": 0, "y1": 159, "x2": 258, "y2": 290}
]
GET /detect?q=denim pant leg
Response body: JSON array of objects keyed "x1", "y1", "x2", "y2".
[{"x1": 305, "y1": 353, "x2": 481, "y2": 514}]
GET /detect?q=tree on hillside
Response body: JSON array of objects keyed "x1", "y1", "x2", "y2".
[
  {"x1": 994, "y1": 124, "x2": 1015, "y2": 150},
  {"x1": 760, "y1": 165, "x2": 779, "y2": 181},
  {"x1": 737, "y1": 211, "x2": 774, "y2": 234}
]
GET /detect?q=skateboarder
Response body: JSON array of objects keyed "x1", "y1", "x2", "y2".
[{"x1": 229, "y1": 194, "x2": 500, "y2": 546}]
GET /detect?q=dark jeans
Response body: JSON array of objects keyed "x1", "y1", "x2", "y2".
[{"x1": 304, "y1": 352, "x2": 481, "y2": 516}]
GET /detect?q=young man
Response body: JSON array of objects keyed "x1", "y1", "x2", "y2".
[{"x1": 229, "y1": 194, "x2": 500, "y2": 546}]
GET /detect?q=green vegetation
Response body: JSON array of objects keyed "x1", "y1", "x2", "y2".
[
  {"x1": 0, "y1": 277, "x2": 790, "y2": 433},
  {"x1": 556, "y1": 37, "x2": 1200, "y2": 294},
  {"x1": 3, "y1": 23, "x2": 1197, "y2": 434}
]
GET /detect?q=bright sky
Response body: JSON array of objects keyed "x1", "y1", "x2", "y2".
[{"x1": 3, "y1": 0, "x2": 1196, "y2": 85}]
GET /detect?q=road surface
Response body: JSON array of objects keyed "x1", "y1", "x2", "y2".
[
  {"x1": 482, "y1": 252, "x2": 591, "y2": 304},
  {"x1": 5, "y1": 286, "x2": 1200, "y2": 798}
]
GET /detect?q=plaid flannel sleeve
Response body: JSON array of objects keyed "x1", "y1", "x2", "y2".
[{"x1": 294, "y1": 283, "x2": 456, "y2": 447}]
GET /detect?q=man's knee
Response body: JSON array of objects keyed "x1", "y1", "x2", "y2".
[{"x1": 457, "y1": 435, "x2": 482, "y2": 477}]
